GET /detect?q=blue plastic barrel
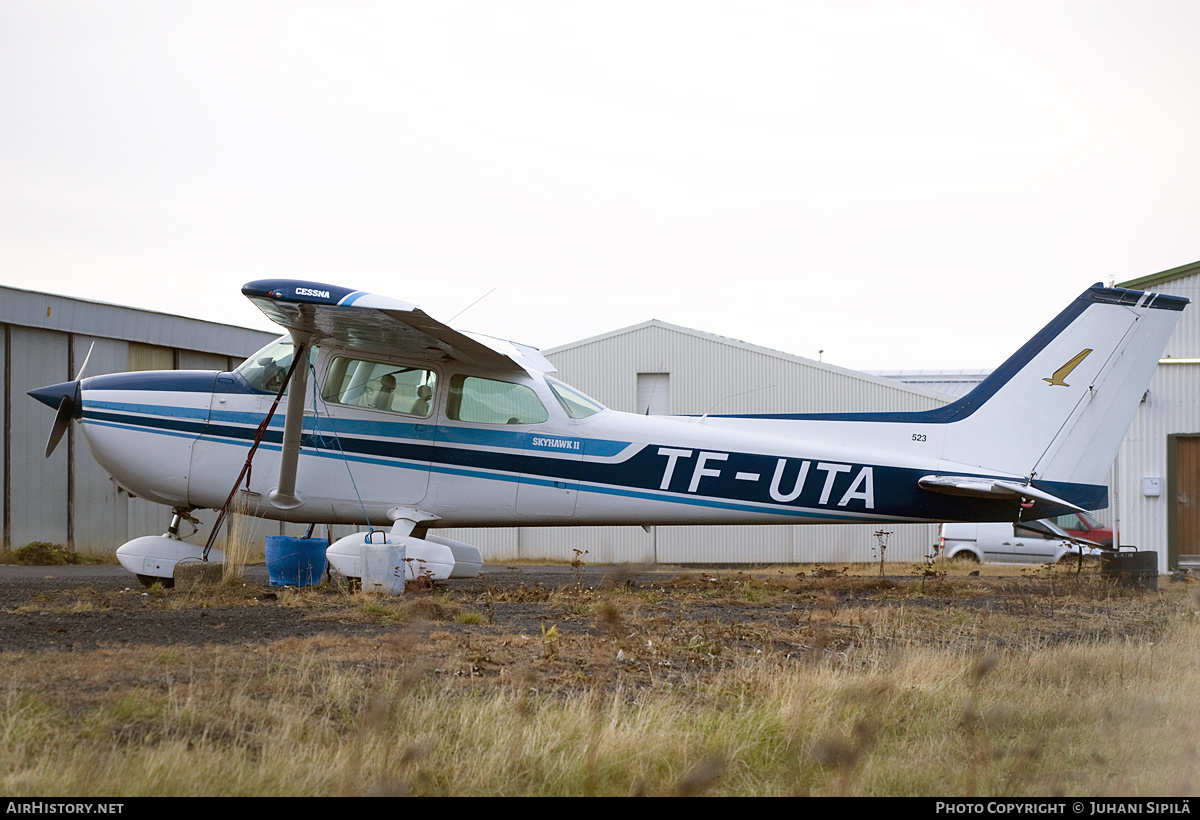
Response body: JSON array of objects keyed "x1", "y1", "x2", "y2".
[{"x1": 265, "y1": 536, "x2": 328, "y2": 586}]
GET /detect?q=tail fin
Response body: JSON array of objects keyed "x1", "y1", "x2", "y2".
[{"x1": 937, "y1": 285, "x2": 1186, "y2": 493}]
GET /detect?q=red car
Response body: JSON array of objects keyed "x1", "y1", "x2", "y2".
[{"x1": 1052, "y1": 511, "x2": 1114, "y2": 548}]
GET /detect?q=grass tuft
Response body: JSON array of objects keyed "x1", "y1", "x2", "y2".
[{"x1": 4, "y1": 542, "x2": 105, "y2": 566}]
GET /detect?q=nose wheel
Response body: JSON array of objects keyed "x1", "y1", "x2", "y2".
[{"x1": 117, "y1": 507, "x2": 221, "y2": 588}]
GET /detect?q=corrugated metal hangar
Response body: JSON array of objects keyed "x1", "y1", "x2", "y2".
[
  {"x1": 441, "y1": 320, "x2": 952, "y2": 564},
  {"x1": 1, "y1": 285, "x2": 277, "y2": 552},
  {"x1": 1112, "y1": 261, "x2": 1200, "y2": 572}
]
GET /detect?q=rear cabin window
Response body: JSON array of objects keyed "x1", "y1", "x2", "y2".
[
  {"x1": 323, "y1": 357, "x2": 437, "y2": 418},
  {"x1": 447, "y1": 375, "x2": 548, "y2": 425}
]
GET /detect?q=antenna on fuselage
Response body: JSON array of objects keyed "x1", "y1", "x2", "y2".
[
  {"x1": 448, "y1": 288, "x2": 497, "y2": 324},
  {"x1": 698, "y1": 384, "x2": 777, "y2": 421}
]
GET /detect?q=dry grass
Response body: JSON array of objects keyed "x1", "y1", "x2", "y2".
[
  {"x1": 220, "y1": 496, "x2": 263, "y2": 585},
  {"x1": 0, "y1": 542, "x2": 114, "y2": 566},
  {"x1": 1, "y1": 565, "x2": 1197, "y2": 796}
]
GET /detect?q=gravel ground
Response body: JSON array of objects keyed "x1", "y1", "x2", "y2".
[
  {"x1": 0, "y1": 561, "x2": 1183, "y2": 658},
  {"x1": 0, "y1": 563, "x2": 677, "y2": 653}
]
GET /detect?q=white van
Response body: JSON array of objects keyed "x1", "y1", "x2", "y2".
[{"x1": 939, "y1": 519, "x2": 1100, "y2": 565}]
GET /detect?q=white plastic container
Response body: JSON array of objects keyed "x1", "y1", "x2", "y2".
[
  {"x1": 326, "y1": 531, "x2": 462, "y2": 587},
  {"x1": 360, "y1": 536, "x2": 406, "y2": 595}
]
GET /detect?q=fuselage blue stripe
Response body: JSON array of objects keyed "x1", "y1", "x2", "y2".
[{"x1": 82, "y1": 405, "x2": 1105, "y2": 521}]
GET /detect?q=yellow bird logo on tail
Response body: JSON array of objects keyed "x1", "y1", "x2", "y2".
[{"x1": 1044, "y1": 349, "x2": 1092, "y2": 387}]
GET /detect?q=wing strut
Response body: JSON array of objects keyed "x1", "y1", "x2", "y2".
[
  {"x1": 269, "y1": 332, "x2": 313, "y2": 510},
  {"x1": 202, "y1": 340, "x2": 307, "y2": 560}
]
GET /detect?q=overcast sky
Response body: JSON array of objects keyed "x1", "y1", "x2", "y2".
[{"x1": 1, "y1": 1, "x2": 1197, "y2": 372}]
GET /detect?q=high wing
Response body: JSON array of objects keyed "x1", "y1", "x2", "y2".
[
  {"x1": 240, "y1": 278, "x2": 555, "y2": 513},
  {"x1": 241, "y1": 279, "x2": 555, "y2": 374}
]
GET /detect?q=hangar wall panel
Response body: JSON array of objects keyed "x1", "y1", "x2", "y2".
[
  {"x1": 655, "y1": 525, "x2": 792, "y2": 564},
  {"x1": 1113, "y1": 271, "x2": 1200, "y2": 571},
  {"x1": 1117, "y1": 364, "x2": 1200, "y2": 564},
  {"x1": 790, "y1": 523, "x2": 937, "y2": 563},
  {"x1": 437, "y1": 527, "x2": 521, "y2": 560},
  {"x1": 1, "y1": 326, "x2": 6, "y2": 545},
  {"x1": 443, "y1": 522, "x2": 937, "y2": 565},
  {"x1": 9, "y1": 327, "x2": 69, "y2": 548},
  {"x1": 440, "y1": 526, "x2": 652, "y2": 565},
  {"x1": 1155, "y1": 278, "x2": 1200, "y2": 361},
  {"x1": 128, "y1": 343, "x2": 174, "y2": 372},
  {"x1": 518, "y1": 526, "x2": 653, "y2": 564},
  {"x1": 506, "y1": 321, "x2": 950, "y2": 565},
  {"x1": 178, "y1": 350, "x2": 234, "y2": 371},
  {"x1": 71, "y1": 336, "x2": 131, "y2": 550},
  {"x1": 2, "y1": 286, "x2": 278, "y2": 551}
]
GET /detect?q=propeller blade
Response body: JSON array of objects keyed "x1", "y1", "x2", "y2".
[
  {"x1": 75, "y1": 341, "x2": 95, "y2": 381},
  {"x1": 45, "y1": 395, "x2": 73, "y2": 458},
  {"x1": 29, "y1": 378, "x2": 84, "y2": 458}
]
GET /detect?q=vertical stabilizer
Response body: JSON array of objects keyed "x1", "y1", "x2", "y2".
[{"x1": 937, "y1": 286, "x2": 1186, "y2": 489}]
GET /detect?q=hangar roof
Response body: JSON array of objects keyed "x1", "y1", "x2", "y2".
[
  {"x1": 1118, "y1": 259, "x2": 1200, "y2": 291},
  {"x1": 866, "y1": 369, "x2": 992, "y2": 400},
  {"x1": 545, "y1": 319, "x2": 949, "y2": 416},
  {"x1": 0, "y1": 284, "x2": 276, "y2": 357}
]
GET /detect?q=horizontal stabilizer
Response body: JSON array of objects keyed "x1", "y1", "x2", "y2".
[{"x1": 918, "y1": 474, "x2": 1085, "y2": 513}]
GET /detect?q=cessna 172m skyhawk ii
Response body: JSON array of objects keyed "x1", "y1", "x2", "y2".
[{"x1": 29, "y1": 280, "x2": 1187, "y2": 586}]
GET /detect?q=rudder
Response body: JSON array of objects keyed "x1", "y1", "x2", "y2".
[{"x1": 937, "y1": 285, "x2": 1186, "y2": 490}]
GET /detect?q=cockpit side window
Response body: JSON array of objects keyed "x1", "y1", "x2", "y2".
[
  {"x1": 322, "y1": 356, "x2": 438, "y2": 418},
  {"x1": 446, "y1": 375, "x2": 548, "y2": 425},
  {"x1": 236, "y1": 337, "x2": 319, "y2": 393}
]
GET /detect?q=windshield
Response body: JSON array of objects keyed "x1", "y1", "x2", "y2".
[
  {"x1": 236, "y1": 336, "x2": 319, "y2": 393},
  {"x1": 546, "y1": 377, "x2": 606, "y2": 419}
]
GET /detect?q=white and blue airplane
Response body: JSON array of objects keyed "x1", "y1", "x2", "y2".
[{"x1": 29, "y1": 280, "x2": 1187, "y2": 586}]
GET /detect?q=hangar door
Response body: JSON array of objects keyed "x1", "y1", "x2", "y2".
[{"x1": 1169, "y1": 435, "x2": 1200, "y2": 568}]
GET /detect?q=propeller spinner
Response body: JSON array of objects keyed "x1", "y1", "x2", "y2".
[{"x1": 27, "y1": 342, "x2": 93, "y2": 457}]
